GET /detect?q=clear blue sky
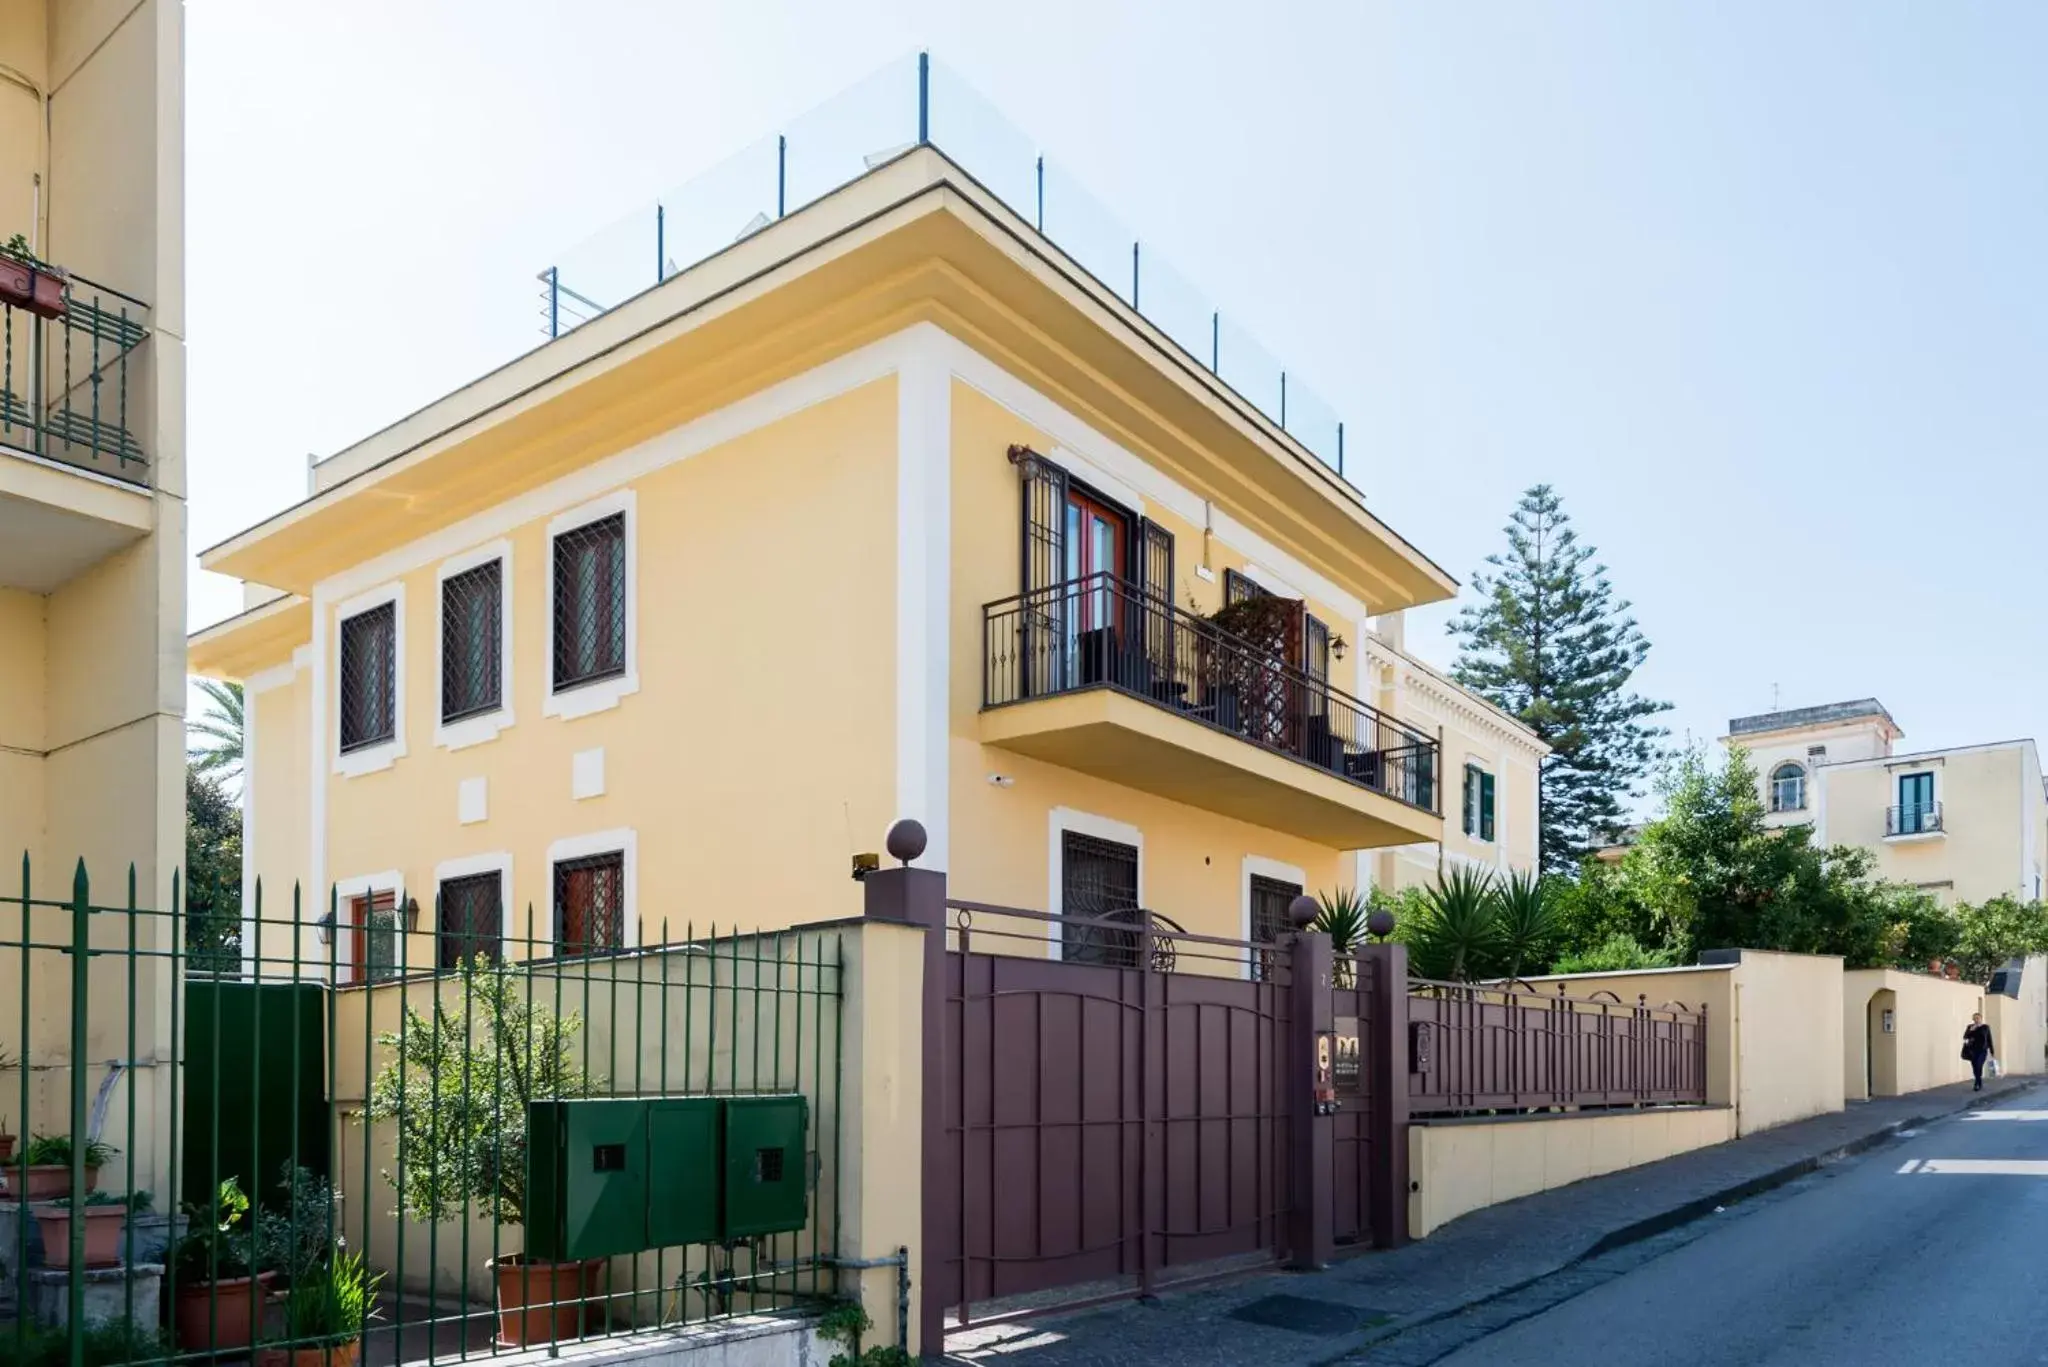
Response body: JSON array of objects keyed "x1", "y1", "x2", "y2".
[{"x1": 186, "y1": 1, "x2": 2048, "y2": 770}]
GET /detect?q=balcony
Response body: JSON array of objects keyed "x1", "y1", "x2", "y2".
[
  {"x1": 1886, "y1": 804, "x2": 1943, "y2": 839},
  {"x1": 1, "y1": 270, "x2": 152, "y2": 486},
  {"x1": 980, "y1": 573, "x2": 1442, "y2": 848}
]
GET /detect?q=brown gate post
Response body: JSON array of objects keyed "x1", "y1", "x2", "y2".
[
  {"x1": 862, "y1": 820, "x2": 949, "y2": 1359},
  {"x1": 1359, "y1": 941, "x2": 1411, "y2": 1249},
  {"x1": 1287, "y1": 898, "x2": 1336, "y2": 1269}
]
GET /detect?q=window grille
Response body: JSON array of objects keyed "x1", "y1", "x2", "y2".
[
  {"x1": 339, "y1": 603, "x2": 396, "y2": 752},
  {"x1": 441, "y1": 559, "x2": 502, "y2": 722},
  {"x1": 553, "y1": 514, "x2": 626, "y2": 691}
]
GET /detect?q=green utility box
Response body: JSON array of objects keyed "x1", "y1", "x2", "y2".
[
  {"x1": 723, "y1": 1095, "x2": 810, "y2": 1238},
  {"x1": 526, "y1": 1095, "x2": 808, "y2": 1260}
]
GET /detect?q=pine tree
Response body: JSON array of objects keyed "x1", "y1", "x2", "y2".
[{"x1": 1449, "y1": 485, "x2": 1669, "y2": 872}]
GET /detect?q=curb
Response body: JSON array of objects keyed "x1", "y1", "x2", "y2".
[
  {"x1": 1581, "y1": 1074, "x2": 2045, "y2": 1260},
  {"x1": 1330, "y1": 1076, "x2": 2045, "y2": 1363}
]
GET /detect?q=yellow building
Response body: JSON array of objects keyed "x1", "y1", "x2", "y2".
[
  {"x1": 1360, "y1": 611, "x2": 1545, "y2": 891},
  {"x1": 0, "y1": 0, "x2": 186, "y2": 1199},
  {"x1": 191, "y1": 130, "x2": 1522, "y2": 977},
  {"x1": 1724, "y1": 700, "x2": 2046, "y2": 906}
]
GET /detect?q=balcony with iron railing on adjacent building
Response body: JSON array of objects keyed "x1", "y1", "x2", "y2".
[
  {"x1": 980, "y1": 572, "x2": 1443, "y2": 848},
  {"x1": 1, "y1": 250, "x2": 152, "y2": 487},
  {"x1": 1886, "y1": 803, "x2": 1944, "y2": 838}
]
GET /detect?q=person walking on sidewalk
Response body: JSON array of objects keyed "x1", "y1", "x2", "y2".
[{"x1": 1963, "y1": 1014, "x2": 1996, "y2": 1091}]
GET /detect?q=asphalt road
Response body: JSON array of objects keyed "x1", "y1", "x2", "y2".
[{"x1": 1439, "y1": 1090, "x2": 2048, "y2": 1366}]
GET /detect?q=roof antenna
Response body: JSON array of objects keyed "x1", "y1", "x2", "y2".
[{"x1": 1771, "y1": 682, "x2": 1781, "y2": 712}]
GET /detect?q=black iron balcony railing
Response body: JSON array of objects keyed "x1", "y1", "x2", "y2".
[
  {"x1": 983, "y1": 572, "x2": 1440, "y2": 813},
  {"x1": 0, "y1": 273, "x2": 151, "y2": 485},
  {"x1": 1887, "y1": 803, "x2": 1943, "y2": 837}
]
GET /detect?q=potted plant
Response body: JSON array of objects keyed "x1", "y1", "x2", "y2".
[
  {"x1": 32, "y1": 1188, "x2": 146, "y2": 1270},
  {"x1": 17, "y1": 1134, "x2": 118, "y2": 1201},
  {"x1": 171, "y1": 1177, "x2": 276, "y2": 1352},
  {"x1": 0, "y1": 1047, "x2": 16, "y2": 1166},
  {"x1": 364, "y1": 955, "x2": 604, "y2": 1348},
  {"x1": 259, "y1": 1246, "x2": 381, "y2": 1367},
  {"x1": 0, "y1": 234, "x2": 68, "y2": 319}
]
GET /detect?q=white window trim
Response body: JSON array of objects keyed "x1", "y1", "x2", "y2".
[
  {"x1": 1462, "y1": 760, "x2": 1496, "y2": 844},
  {"x1": 1768, "y1": 761, "x2": 1808, "y2": 814},
  {"x1": 1047, "y1": 808, "x2": 1143, "y2": 961},
  {"x1": 1241, "y1": 855, "x2": 1307, "y2": 981},
  {"x1": 433, "y1": 852, "x2": 515, "y2": 964},
  {"x1": 434, "y1": 539, "x2": 516, "y2": 751},
  {"x1": 332, "y1": 583, "x2": 406, "y2": 777},
  {"x1": 332, "y1": 869, "x2": 405, "y2": 984},
  {"x1": 545, "y1": 829, "x2": 639, "y2": 955},
  {"x1": 543, "y1": 490, "x2": 639, "y2": 721}
]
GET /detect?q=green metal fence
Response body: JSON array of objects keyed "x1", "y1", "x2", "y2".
[{"x1": 3, "y1": 858, "x2": 847, "y2": 1367}]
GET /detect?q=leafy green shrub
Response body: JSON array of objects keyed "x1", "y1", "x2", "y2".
[
  {"x1": 254, "y1": 1163, "x2": 340, "y2": 1286},
  {"x1": 817, "y1": 1300, "x2": 910, "y2": 1367},
  {"x1": 1551, "y1": 933, "x2": 1683, "y2": 975},
  {"x1": 172, "y1": 1176, "x2": 260, "y2": 1283},
  {"x1": 1408, "y1": 866, "x2": 1501, "y2": 981},
  {"x1": 21, "y1": 1134, "x2": 118, "y2": 1168}
]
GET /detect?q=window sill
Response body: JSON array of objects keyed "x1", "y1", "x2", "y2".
[
  {"x1": 334, "y1": 738, "x2": 405, "y2": 778},
  {"x1": 1884, "y1": 830, "x2": 1946, "y2": 844},
  {"x1": 435, "y1": 706, "x2": 515, "y2": 751},
  {"x1": 544, "y1": 672, "x2": 638, "y2": 721}
]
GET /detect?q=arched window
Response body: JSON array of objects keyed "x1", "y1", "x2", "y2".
[{"x1": 1770, "y1": 762, "x2": 1806, "y2": 813}]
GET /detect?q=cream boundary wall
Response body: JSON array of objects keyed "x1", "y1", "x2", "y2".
[
  {"x1": 1409, "y1": 1106, "x2": 1734, "y2": 1240},
  {"x1": 1520, "y1": 951, "x2": 1843, "y2": 1137},
  {"x1": 0, "y1": 0, "x2": 185, "y2": 1207},
  {"x1": 1983, "y1": 956, "x2": 2048, "y2": 1079},
  {"x1": 1841, "y1": 968, "x2": 1983, "y2": 1100}
]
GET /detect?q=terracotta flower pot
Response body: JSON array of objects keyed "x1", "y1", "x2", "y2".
[
  {"x1": 18, "y1": 1165, "x2": 95, "y2": 1202},
  {"x1": 174, "y1": 1272, "x2": 275, "y2": 1352},
  {"x1": 0, "y1": 1135, "x2": 15, "y2": 1165},
  {"x1": 488, "y1": 1255, "x2": 606, "y2": 1348},
  {"x1": 256, "y1": 1339, "x2": 360, "y2": 1367},
  {"x1": 31, "y1": 1203, "x2": 128, "y2": 1269},
  {"x1": 0, "y1": 256, "x2": 67, "y2": 319}
]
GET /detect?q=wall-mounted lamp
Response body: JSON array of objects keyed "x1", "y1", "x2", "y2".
[
  {"x1": 1331, "y1": 634, "x2": 1349, "y2": 663},
  {"x1": 313, "y1": 909, "x2": 337, "y2": 948}
]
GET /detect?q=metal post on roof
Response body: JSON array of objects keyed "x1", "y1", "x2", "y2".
[
  {"x1": 1035, "y1": 155, "x2": 1045, "y2": 232},
  {"x1": 1337, "y1": 421, "x2": 1345, "y2": 477},
  {"x1": 655, "y1": 205, "x2": 665, "y2": 284},
  {"x1": 777, "y1": 134, "x2": 787, "y2": 218},
  {"x1": 548, "y1": 266, "x2": 560, "y2": 339},
  {"x1": 1211, "y1": 312, "x2": 1220, "y2": 373},
  {"x1": 918, "y1": 51, "x2": 930, "y2": 143},
  {"x1": 1280, "y1": 372, "x2": 1288, "y2": 428},
  {"x1": 1131, "y1": 241, "x2": 1140, "y2": 310}
]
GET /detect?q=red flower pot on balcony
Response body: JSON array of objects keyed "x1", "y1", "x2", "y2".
[{"x1": 0, "y1": 254, "x2": 66, "y2": 319}]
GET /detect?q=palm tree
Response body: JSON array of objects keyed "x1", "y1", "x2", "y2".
[
  {"x1": 1492, "y1": 869, "x2": 1558, "y2": 980},
  {"x1": 1413, "y1": 865, "x2": 1500, "y2": 981},
  {"x1": 1312, "y1": 888, "x2": 1373, "y2": 988},
  {"x1": 188, "y1": 679, "x2": 245, "y2": 780}
]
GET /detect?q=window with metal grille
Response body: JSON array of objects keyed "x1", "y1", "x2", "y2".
[
  {"x1": 1249, "y1": 873, "x2": 1302, "y2": 982},
  {"x1": 553, "y1": 513, "x2": 627, "y2": 692},
  {"x1": 345, "y1": 890, "x2": 399, "y2": 985},
  {"x1": 338, "y1": 602, "x2": 397, "y2": 753},
  {"x1": 441, "y1": 559, "x2": 502, "y2": 723},
  {"x1": 438, "y1": 871, "x2": 504, "y2": 970},
  {"x1": 554, "y1": 851, "x2": 625, "y2": 957},
  {"x1": 1059, "y1": 831, "x2": 1137, "y2": 963}
]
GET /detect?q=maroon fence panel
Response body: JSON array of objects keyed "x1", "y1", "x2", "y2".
[
  {"x1": 1407, "y1": 980, "x2": 1709, "y2": 1116},
  {"x1": 930, "y1": 901, "x2": 1293, "y2": 1326},
  {"x1": 1326, "y1": 956, "x2": 1379, "y2": 1246}
]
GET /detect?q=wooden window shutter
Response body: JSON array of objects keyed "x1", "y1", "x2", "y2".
[
  {"x1": 1480, "y1": 771, "x2": 1497, "y2": 841},
  {"x1": 1011, "y1": 446, "x2": 1069, "y2": 698},
  {"x1": 1136, "y1": 518, "x2": 1175, "y2": 680}
]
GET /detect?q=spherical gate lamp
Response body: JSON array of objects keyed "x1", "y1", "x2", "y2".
[
  {"x1": 1368, "y1": 909, "x2": 1397, "y2": 942},
  {"x1": 1288, "y1": 894, "x2": 1319, "y2": 931}
]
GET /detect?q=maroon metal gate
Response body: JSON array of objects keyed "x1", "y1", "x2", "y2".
[
  {"x1": 928, "y1": 901, "x2": 1295, "y2": 1325},
  {"x1": 1328, "y1": 954, "x2": 1383, "y2": 1246}
]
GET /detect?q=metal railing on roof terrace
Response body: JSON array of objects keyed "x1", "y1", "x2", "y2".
[{"x1": 540, "y1": 52, "x2": 1360, "y2": 488}]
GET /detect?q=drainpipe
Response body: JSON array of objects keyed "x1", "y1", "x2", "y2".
[{"x1": 820, "y1": 1248, "x2": 911, "y2": 1354}]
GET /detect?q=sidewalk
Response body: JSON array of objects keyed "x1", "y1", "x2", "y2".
[{"x1": 944, "y1": 1073, "x2": 2043, "y2": 1365}]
